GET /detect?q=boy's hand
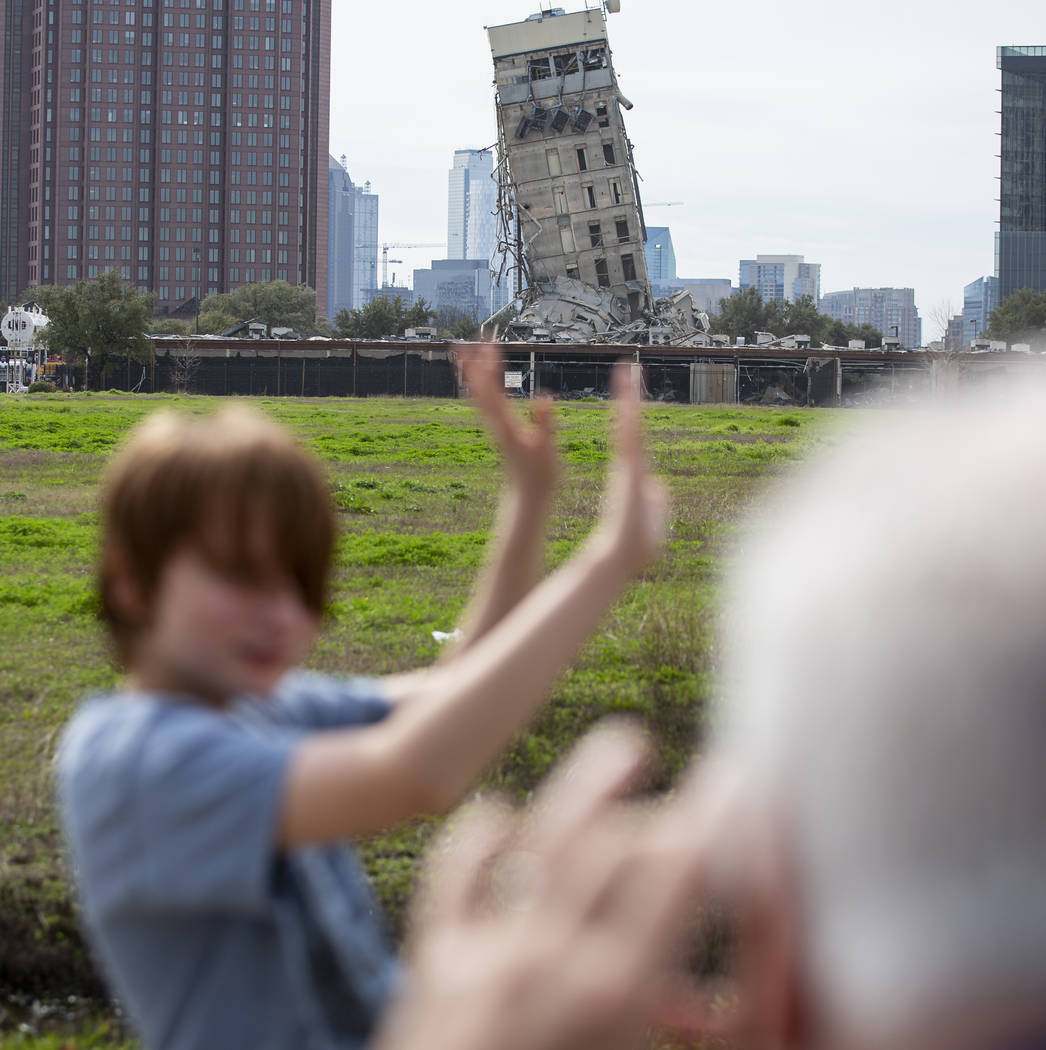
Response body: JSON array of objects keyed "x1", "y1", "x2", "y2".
[
  {"x1": 593, "y1": 362, "x2": 669, "y2": 577},
  {"x1": 463, "y1": 345, "x2": 559, "y2": 502}
]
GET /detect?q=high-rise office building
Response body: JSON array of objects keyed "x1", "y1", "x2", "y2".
[
  {"x1": 963, "y1": 275, "x2": 998, "y2": 343},
  {"x1": 327, "y1": 154, "x2": 377, "y2": 319},
  {"x1": 739, "y1": 254, "x2": 820, "y2": 304},
  {"x1": 327, "y1": 154, "x2": 354, "y2": 319},
  {"x1": 439, "y1": 147, "x2": 510, "y2": 320},
  {"x1": 0, "y1": 0, "x2": 331, "y2": 316},
  {"x1": 447, "y1": 148, "x2": 497, "y2": 264},
  {"x1": 645, "y1": 227, "x2": 676, "y2": 285},
  {"x1": 351, "y1": 179, "x2": 378, "y2": 308},
  {"x1": 820, "y1": 287, "x2": 922, "y2": 349},
  {"x1": 413, "y1": 259, "x2": 490, "y2": 323},
  {"x1": 996, "y1": 46, "x2": 1046, "y2": 302}
]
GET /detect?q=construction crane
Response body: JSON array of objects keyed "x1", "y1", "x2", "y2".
[{"x1": 381, "y1": 242, "x2": 446, "y2": 288}]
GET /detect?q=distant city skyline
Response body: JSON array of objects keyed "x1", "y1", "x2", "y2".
[
  {"x1": 740, "y1": 254, "x2": 821, "y2": 305},
  {"x1": 820, "y1": 287, "x2": 922, "y2": 350},
  {"x1": 328, "y1": 0, "x2": 1040, "y2": 333}
]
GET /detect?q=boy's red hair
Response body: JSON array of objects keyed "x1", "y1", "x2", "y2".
[{"x1": 99, "y1": 405, "x2": 335, "y2": 662}]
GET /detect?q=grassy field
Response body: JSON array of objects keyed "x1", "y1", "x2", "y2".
[{"x1": 0, "y1": 391, "x2": 850, "y2": 1046}]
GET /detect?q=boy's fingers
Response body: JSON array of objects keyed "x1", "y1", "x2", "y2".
[
  {"x1": 414, "y1": 797, "x2": 516, "y2": 932},
  {"x1": 467, "y1": 346, "x2": 519, "y2": 443},
  {"x1": 610, "y1": 357, "x2": 640, "y2": 401},
  {"x1": 531, "y1": 395, "x2": 555, "y2": 439},
  {"x1": 610, "y1": 360, "x2": 642, "y2": 469},
  {"x1": 464, "y1": 345, "x2": 498, "y2": 399}
]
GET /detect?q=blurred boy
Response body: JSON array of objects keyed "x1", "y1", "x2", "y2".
[{"x1": 57, "y1": 351, "x2": 666, "y2": 1050}]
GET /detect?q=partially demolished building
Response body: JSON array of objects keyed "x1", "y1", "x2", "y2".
[{"x1": 487, "y1": 6, "x2": 709, "y2": 345}]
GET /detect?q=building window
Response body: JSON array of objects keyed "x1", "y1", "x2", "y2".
[
  {"x1": 602, "y1": 143, "x2": 615, "y2": 165},
  {"x1": 616, "y1": 218, "x2": 629, "y2": 243},
  {"x1": 595, "y1": 258, "x2": 610, "y2": 288},
  {"x1": 588, "y1": 223, "x2": 602, "y2": 248},
  {"x1": 621, "y1": 254, "x2": 636, "y2": 282},
  {"x1": 576, "y1": 147, "x2": 587, "y2": 172}
]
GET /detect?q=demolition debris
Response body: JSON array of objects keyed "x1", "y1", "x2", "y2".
[{"x1": 487, "y1": 5, "x2": 711, "y2": 346}]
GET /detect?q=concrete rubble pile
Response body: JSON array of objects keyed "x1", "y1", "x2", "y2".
[{"x1": 505, "y1": 278, "x2": 711, "y2": 345}]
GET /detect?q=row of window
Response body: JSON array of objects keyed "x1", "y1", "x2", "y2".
[
  {"x1": 76, "y1": 9, "x2": 149, "y2": 23},
  {"x1": 70, "y1": 0, "x2": 293, "y2": 10},
  {"x1": 58, "y1": 47, "x2": 298, "y2": 74},
  {"x1": 563, "y1": 253, "x2": 637, "y2": 289},
  {"x1": 547, "y1": 141, "x2": 620, "y2": 178},
  {"x1": 74, "y1": 29, "x2": 142, "y2": 44}
]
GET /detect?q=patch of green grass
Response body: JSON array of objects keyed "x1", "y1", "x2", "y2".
[
  {"x1": 336, "y1": 529, "x2": 489, "y2": 569},
  {"x1": 0, "y1": 391, "x2": 853, "y2": 1033},
  {"x1": 0, "y1": 516, "x2": 98, "y2": 564}
]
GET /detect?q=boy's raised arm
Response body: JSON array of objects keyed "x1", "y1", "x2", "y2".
[
  {"x1": 448, "y1": 346, "x2": 559, "y2": 652},
  {"x1": 278, "y1": 364, "x2": 667, "y2": 847},
  {"x1": 381, "y1": 346, "x2": 558, "y2": 702}
]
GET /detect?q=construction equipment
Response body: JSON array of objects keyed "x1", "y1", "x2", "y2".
[{"x1": 381, "y1": 243, "x2": 446, "y2": 288}]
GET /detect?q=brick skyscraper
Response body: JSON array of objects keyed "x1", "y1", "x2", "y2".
[{"x1": 0, "y1": 0, "x2": 330, "y2": 317}]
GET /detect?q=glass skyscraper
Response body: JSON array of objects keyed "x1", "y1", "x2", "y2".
[
  {"x1": 447, "y1": 149, "x2": 497, "y2": 264},
  {"x1": 997, "y1": 46, "x2": 1046, "y2": 302}
]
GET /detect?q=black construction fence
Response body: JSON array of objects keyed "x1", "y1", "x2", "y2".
[
  {"x1": 82, "y1": 342, "x2": 460, "y2": 399},
  {"x1": 55, "y1": 338, "x2": 934, "y2": 408}
]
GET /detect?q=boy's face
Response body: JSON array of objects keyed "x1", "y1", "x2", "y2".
[{"x1": 127, "y1": 545, "x2": 320, "y2": 704}]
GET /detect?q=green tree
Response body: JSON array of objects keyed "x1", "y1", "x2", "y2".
[
  {"x1": 823, "y1": 319, "x2": 851, "y2": 347},
  {"x1": 30, "y1": 271, "x2": 154, "y2": 390},
  {"x1": 987, "y1": 287, "x2": 1046, "y2": 341},
  {"x1": 781, "y1": 295, "x2": 828, "y2": 342},
  {"x1": 197, "y1": 303, "x2": 242, "y2": 335},
  {"x1": 711, "y1": 287, "x2": 768, "y2": 343},
  {"x1": 710, "y1": 288, "x2": 787, "y2": 343},
  {"x1": 197, "y1": 280, "x2": 320, "y2": 335},
  {"x1": 849, "y1": 323, "x2": 883, "y2": 349},
  {"x1": 449, "y1": 316, "x2": 481, "y2": 340},
  {"x1": 147, "y1": 317, "x2": 192, "y2": 336},
  {"x1": 404, "y1": 298, "x2": 436, "y2": 331},
  {"x1": 711, "y1": 289, "x2": 882, "y2": 348},
  {"x1": 332, "y1": 296, "x2": 436, "y2": 339}
]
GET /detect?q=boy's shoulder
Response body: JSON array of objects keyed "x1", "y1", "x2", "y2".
[
  {"x1": 57, "y1": 671, "x2": 391, "y2": 792},
  {"x1": 243, "y1": 669, "x2": 393, "y2": 729},
  {"x1": 57, "y1": 691, "x2": 237, "y2": 798}
]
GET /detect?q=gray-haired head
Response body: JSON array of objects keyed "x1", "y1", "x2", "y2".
[{"x1": 715, "y1": 392, "x2": 1046, "y2": 1047}]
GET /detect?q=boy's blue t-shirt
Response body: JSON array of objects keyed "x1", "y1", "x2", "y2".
[{"x1": 56, "y1": 670, "x2": 401, "y2": 1050}]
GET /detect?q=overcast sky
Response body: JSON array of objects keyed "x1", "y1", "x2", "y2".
[{"x1": 330, "y1": 0, "x2": 1040, "y2": 335}]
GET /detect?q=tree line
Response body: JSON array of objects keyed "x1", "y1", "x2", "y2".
[
  {"x1": 10, "y1": 274, "x2": 481, "y2": 388},
  {"x1": 24, "y1": 272, "x2": 1046, "y2": 391},
  {"x1": 709, "y1": 289, "x2": 883, "y2": 348}
]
